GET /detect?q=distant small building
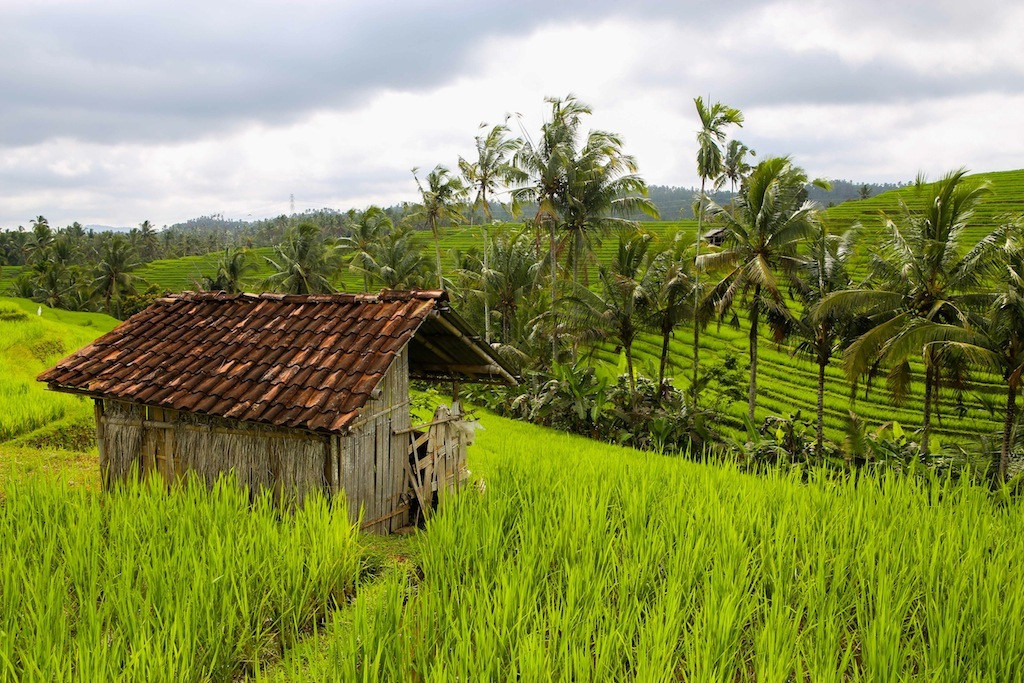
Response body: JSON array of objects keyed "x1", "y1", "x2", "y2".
[
  {"x1": 38, "y1": 290, "x2": 516, "y2": 533},
  {"x1": 703, "y1": 226, "x2": 728, "y2": 247}
]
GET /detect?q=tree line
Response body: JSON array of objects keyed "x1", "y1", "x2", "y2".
[{"x1": 3, "y1": 94, "x2": 1021, "y2": 482}]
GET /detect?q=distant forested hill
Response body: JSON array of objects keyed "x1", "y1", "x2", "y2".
[
  {"x1": 643, "y1": 179, "x2": 907, "y2": 220},
  {"x1": 159, "y1": 178, "x2": 903, "y2": 236}
]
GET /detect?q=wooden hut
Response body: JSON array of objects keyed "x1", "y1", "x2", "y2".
[
  {"x1": 703, "y1": 226, "x2": 728, "y2": 247},
  {"x1": 37, "y1": 290, "x2": 516, "y2": 533}
]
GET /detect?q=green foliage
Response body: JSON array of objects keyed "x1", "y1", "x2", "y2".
[
  {"x1": 312, "y1": 419, "x2": 1024, "y2": 679},
  {"x1": 119, "y1": 283, "x2": 165, "y2": 318},
  {"x1": 264, "y1": 222, "x2": 335, "y2": 294},
  {"x1": 0, "y1": 478, "x2": 364, "y2": 680},
  {"x1": 11, "y1": 413, "x2": 98, "y2": 451},
  {"x1": 0, "y1": 297, "x2": 118, "y2": 441},
  {"x1": 470, "y1": 362, "x2": 715, "y2": 453},
  {"x1": 0, "y1": 302, "x2": 28, "y2": 321}
]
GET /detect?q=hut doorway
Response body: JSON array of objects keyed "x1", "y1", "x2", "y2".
[
  {"x1": 405, "y1": 403, "x2": 472, "y2": 522},
  {"x1": 141, "y1": 406, "x2": 179, "y2": 485}
]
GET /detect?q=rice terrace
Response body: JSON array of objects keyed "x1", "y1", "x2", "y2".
[{"x1": 3, "y1": 2, "x2": 1024, "y2": 680}]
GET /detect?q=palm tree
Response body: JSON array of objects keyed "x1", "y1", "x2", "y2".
[
  {"x1": 642, "y1": 232, "x2": 700, "y2": 390},
  {"x1": 692, "y1": 97, "x2": 744, "y2": 406},
  {"x1": 901, "y1": 229, "x2": 1024, "y2": 481},
  {"x1": 702, "y1": 157, "x2": 823, "y2": 422},
  {"x1": 34, "y1": 262, "x2": 70, "y2": 309},
  {"x1": 460, "y1": 122, "x2": 525, "y2": 341},
  {"x1": 264, "y1": 222, "x2": 335, "y2": 295},
  {"x1": 718, "y1": 140, "x2": 755, "y2": 194},
  {"x1": 460, "y1": 123, "x2": 524, "y2": 224},
  {"x1": 49, "y1": 236, "x2": 77, "y2": 267},
  {"x1": 564, "y1": 233, "x2": 652, "y2": 398},
  {"x1": 65, "y1": 222, "x2": 86, "y2": 240},
  {"x1": 203, "y1": 247, "x2": 257, "y2": 293},
  {"x1": 514, "y1": 95, "x2": 593, "y2": 361},
  {"x1": 92, "y1": 235, "x2": 139, "y2": 317},
  {"x1": 26, "y1": 218, "x2": 54, "y2": 263},
  {"x1": 813, "y1": 169, "x2": 994, "y2": 454},
  {"x1": 337, "y1": 207, "x2": 391, "y2": 292},
  {"x1": 411, "y1": 165, "x2": 467, "y2": 289},
  {"x1": 486, "y1": 229, "x2": 541, "y2": 343},
  {"x1": 792, "y1": 223, "x2": 859, "y2": 455},
  {"x1": 138, "y1": 220, "x2": 159, "y2": 261},
  {"x1": 558, "y1": 132, "x2": 659, "y2": 286},
  {"x1": 370, "y1": 225, "x2": 434, "y2": 289}
]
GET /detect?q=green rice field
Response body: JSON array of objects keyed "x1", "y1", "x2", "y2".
[
  {"x1": 97, "y1": 171, "x2": 1024, "y2": 443},
  {"x1": 135, "y1": 246, "x2": 278, "y2": 291},
  {"x1": 5, "y1": 169, "x2": 1022, "y2": 446},
  {"x1": 0, "y1": 479, "x2": 364, "y2": 680},
  {"x1": 0, "y1": 298, "x2": 118, "y2": 442},
  {"x1": 1, "y1": 308, "x2": 1023, "y2": 680},
  {"x1": 277, "y1": 423, "x2": 1024, "y2": 680}
]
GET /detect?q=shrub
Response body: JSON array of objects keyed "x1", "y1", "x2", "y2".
[
  {"x1": 467, "y1": 362, "x2": 717, "y2": 454},
  {"x1": 0, "y1": 302, "x2": 28, "y2": 322}
]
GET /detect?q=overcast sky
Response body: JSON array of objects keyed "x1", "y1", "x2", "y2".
[{"x1": 1, "y1": 0, "x2": 1022, "y2": 228}]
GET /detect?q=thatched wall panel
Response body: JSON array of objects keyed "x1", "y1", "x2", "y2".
[
  {"x1": 99, "y1": 400, "x2": 146, "y2": 486},
  {"x1": 99, "y1": 400, "x2": 328, "y2": 504},
  {"x1": 95, "y1": 344, "x2": 415, "y2": 526}
]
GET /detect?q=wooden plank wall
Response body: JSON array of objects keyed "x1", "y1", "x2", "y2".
[
  {"x1": 337, "y1": 345, "x2": 412, "y2": 534},
  {"x1": 97, "y1": 399, "x2": 329, "y2": 505}
]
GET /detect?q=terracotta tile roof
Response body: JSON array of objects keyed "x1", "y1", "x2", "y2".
[{"x1": 38, "y1": 290, "x2": 449, "y2": 433}]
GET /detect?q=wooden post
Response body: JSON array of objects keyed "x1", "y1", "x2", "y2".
[
  {"x1": 94, "y1": 399, "x2": 107, "y2": 490},
  {"x1": 329, "y1": 436, "x2": 340, "y2": 496}
]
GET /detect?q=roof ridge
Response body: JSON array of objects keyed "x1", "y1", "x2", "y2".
[{"x1": 165, "y1": 289, "x2": 448, "y2": 304}]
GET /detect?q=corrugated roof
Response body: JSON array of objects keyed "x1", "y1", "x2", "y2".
[{"x1": 37, "y1": 289, "x2": 504, "y2": 434}]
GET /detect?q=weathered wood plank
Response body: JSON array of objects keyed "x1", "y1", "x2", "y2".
[
  {"x1": 341, "y1": 433, "x2": 358, "y2": 524},
  {"x1": 94, "y1": 400, "x2": 107, "y2": 489}
]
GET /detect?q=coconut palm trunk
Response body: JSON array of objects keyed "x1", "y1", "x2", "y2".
[
  {"x1": 478, "y1": 191, "x2": 493, "y2": 343},
  {"x1": 482, "y1": 223, "x2": 491, "y2": 343},
  {"x1": 922, "y1": 362, "x2": 934, "y2": 456},
  {"x1": 431, "y1": 216, "x2": 444, "y2": 289},
  {"x1": 692, "y1": 177, "x2": 705, "y2": 407},
  {"x1": 549, "y1": 217, "x2": 557, "y2": 364},
  {"x1": 625, "y1": 340, "x2": 636, "y2": 398},
  {"x1": 816, "y1": 332, "x2": 827, "y2": 456},
  {"x1": 747, "y1": 286, "x2": 760, "y2": 422},
  {"x1": 658, "y1": 318, "x2": 672, "y2": 389},
  {"x1": 1002, "y1": 383, "x2": 1016, "y2": 482}
]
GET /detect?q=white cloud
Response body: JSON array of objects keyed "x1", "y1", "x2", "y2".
[{"x1": 0, "y1": 1, "x2": 1022, "y2": 226}]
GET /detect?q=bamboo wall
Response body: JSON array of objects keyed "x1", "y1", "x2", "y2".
[
  {"x1": 91, "y1": 346, "x2": 444, "y2": 533},
  {"x1": 92, "y1": 346, "x2": 414, "y2": 531},
  {"x1": 96, "y1": 399, "x2": 330, "y2": 505},
  {"x1": 334, "y1": 346, "x2": 412, "y2": 533}
]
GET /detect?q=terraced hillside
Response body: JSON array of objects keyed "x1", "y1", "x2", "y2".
[
  {"x1": 629, "y1": 170, "x2": 1024, "y2": 441},
  {"x1": 8, "y1": 169, "x2": 1019, "y2": 444},
  {"x1": 0, "y1": 298, "x2": 119, "y2": 442},
  {"x1": 135, "y1": 246, "x2": 278, "y2": 291},
  {"x1": 0, "y1": 265, "x2": 24, "y2": 292},
  {"x1": 823, "y1": 169, "x2": 1024, "y2": 277}
]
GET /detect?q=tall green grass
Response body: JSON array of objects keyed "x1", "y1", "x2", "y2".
[
  {"x1": 318, "y1": 420, "x2": 1024, "y2": 680},
  {"x1": 0, "y1": 478, "x2": 364, "y2": 681}
]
